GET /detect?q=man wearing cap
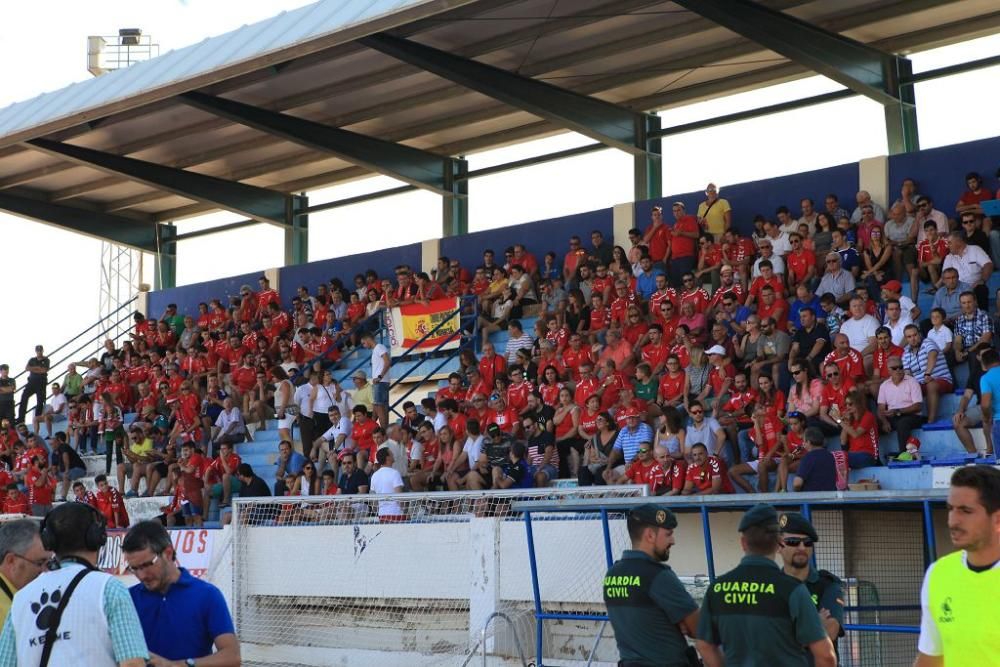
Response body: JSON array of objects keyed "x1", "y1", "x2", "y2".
[
  {"x1": 696, "y1": 504, "x2": 835, "y2": 667},
  {"x1": 779, "y1": 513, "x2": 846, "y2": 660},
  {"x1": 605, "y1": 407, "x2": 653, "y2": 483},
  {"x1": 604, "y1": 504, "x2": 700, "y2": 667}
]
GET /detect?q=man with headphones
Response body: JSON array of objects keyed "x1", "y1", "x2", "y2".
[{"x1": 0, "y1": 502, "x2": 149, "y2": 666}]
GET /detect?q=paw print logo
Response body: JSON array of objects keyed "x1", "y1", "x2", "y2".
[{"x1": 30, "y1": 590, "x2": 62, "y2": 631}]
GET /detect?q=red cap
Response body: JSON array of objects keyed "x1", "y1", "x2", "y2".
[
  {"x1": 906, "y1": 436, "x2": 921, "y2": 449},
  {"x1": 883, "y1": 280, "x2": 903, "y2": 293},
  {"x1": 625, "y1": 406, "x2": 641, "y2": 418}
]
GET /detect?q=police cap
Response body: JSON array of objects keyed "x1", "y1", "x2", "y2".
[
  {"x1": 738, "y1": 503, "x2": 779, "y2": 532},
  {"x1": 778, "y1": 512, "x2": 819, "y2": 542},
  {"x1": 629, "y1": 504, "x2": 677, "y2": 529}
]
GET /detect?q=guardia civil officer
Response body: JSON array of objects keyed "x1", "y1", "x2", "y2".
[
  {"x1": 695, "y1": 504, "x2": 836, "y2": 667},
  {"x1": 778, "y1": 512, "x2": 845, "y2": 664},
  {"x1": 603, "y1": 504, "x2": 700, "y2": 667}
]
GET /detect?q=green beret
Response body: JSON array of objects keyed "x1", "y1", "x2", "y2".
[
  {"x1": 629, "y1": 504, "x2": 677, "y2": 529},
  {"x1": 779, "y1": 512, "x2": 819, "y2": 542},
  {"x1": 738, "y1": 503, "x2": 779, "y2": 532}
]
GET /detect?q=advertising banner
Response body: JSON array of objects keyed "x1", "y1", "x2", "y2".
[
  {"x1": 99, "y1": 528, "x2": 215, "y2": 578},
  {"x1": 384, "y1": 297, "x2": 461, "y2": 356}
]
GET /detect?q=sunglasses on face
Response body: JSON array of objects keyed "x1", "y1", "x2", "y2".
[
  {"x1": 690, "y1": 409, "x2": 703, "y2": 415},
  {"x1": 782, "y1": 538, "x2": 814, "y2": 548},
  {"x1": 826, "y1": 372, "x2": 840, "y2": 378}
]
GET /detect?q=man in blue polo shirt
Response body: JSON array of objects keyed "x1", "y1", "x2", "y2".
[{"x1": 123, "y1": 521, "x2": 240, "y2": 667}]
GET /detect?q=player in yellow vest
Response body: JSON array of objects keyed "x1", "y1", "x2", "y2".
[{"x1": 915, "y1": 465, "x2": 1000, "y2": 665}]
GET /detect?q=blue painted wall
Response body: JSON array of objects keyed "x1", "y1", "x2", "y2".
[
  {"x1": 147, "y1": 270, "x2": 263, "y2": 319},
  {"x1": 636, "y1": 162, "x2": 859, "y2": 237},
  {"x1": 888, "y1": 135, "x2": 1000, "y2": 212},
  {"x1": 278, "y1": 243, "x2": 422, "y2": 304},
  {"x1": 440, "y1": 208, "x2": 614, "y2": 271}
]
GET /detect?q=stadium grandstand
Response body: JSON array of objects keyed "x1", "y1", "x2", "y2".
[{"x1": 0, "y1": 0, "x2": 998, "y2": 665}]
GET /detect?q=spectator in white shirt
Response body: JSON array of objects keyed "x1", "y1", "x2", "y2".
[
  {"x1": 445, "y1": 420, "x2": 485, "y2": 490},
  {"x1": 370, "y1": 447, "x2": 405, "y2": 519},
  {"x1": 34, "y1": 382, "x2": 67, "y2": 438},
  {"x1": 213, "y1": 396, "x2": 246, "y2": 453},
  {"x1": 944, "y1": 230, "x2": 994, "y2": 311},
  {"x1": 839, "y1": 296, "x2": 880, "y2": 369}
]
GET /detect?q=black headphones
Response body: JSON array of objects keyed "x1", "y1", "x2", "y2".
[{"x1": 40, "y1": 502, "x2": 107, "y2": 553}]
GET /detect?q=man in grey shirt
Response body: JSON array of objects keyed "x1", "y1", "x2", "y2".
[
  {"x1": 815, "y1": 253, "x2": 856, "y2": 307},
  {"x1": 931, "y1": 268, "x2": 971, "y2": 324}
]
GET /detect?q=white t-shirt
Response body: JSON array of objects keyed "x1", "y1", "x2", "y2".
[
  {"x1": 432, "y1": 411, "x2": 448, "y2": 433},
  {"x1": 884, "y1": 316, "x2": 913, "y2": 346},
  {"x1": 371, "y1": 343, "x2": 390, "y2": 382},
  {"x1": 320, "y1": 416, "x2": 354, "y2": 450},
  {"x1": 48, "y1": 392, "x2": 67, "y2": 415},
  {"x1": 927, "y1": 325, "x2": 953, "y2": 353},
  {"x1": 752, "y1": 254, "x2": 785, "y2": 277},
  {"x1": 293, "y1": 383, "x2": 315, "y2": 418},
  {"x1": 840, "y1": 315, "x2": 880, "y2": 351},
  {"x1": 943, "y1": 244, "x2": 992, "y2": 286},
  {"x1": 370, "y1": 466, "x2": 404, "y2": 516},
  {"x1": 899, "y1": 295, "x2": 918, "y2": 318},
  {"x1": 463, "y1": 435, "x2": 484, "y2": 467}
]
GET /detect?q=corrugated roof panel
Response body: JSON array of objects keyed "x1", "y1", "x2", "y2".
[{"x1": 0, "y1": 0, "x2": 462, "y2": 140}]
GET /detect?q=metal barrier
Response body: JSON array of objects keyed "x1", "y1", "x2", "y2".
[{"x1": 512, "y1": 490, "x2": 948, "y2": 667}]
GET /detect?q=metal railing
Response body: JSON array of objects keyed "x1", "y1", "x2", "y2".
[
  {"x1": 13, "y1": 297, "x2": 138, "y2": 422},
  {"x1": 512, "y1": 490, "x2": 946, "y2": 667}
]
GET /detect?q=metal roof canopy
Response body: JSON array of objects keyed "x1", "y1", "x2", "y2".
[{"x1": 0, "y1": 0, "x2": 996, "y2": 285}]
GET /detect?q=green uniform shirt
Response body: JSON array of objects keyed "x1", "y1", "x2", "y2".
[
  {"x1": 697, "y1": 555, "x2": 827, "y2": 666},
  {"x1": 803, "y1": 567, "x2": 844, "y2": 666},
  {"x1": 63, "y1": 373, "x2": 83, "y2": 398},
  {"x1": 164, "y1": 314, "x2": 186, "y2": 337},
  {"x1": 603, "y1": 550, "x2": 697, "y2": 667}
]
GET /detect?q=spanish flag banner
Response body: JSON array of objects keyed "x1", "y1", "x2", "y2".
[{"x1": 385, "y1": 297, "x2": 462, "y2": 356}]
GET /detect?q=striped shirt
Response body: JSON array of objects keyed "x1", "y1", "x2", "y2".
[
  {"x1": 954, "y1": 309, "x2": 992, "y2": 348},
  {"x1": 902, "y1": 338, "x2": 952, "y2": 384},
  {"x1": 613, "y1": 422, "x2": 654, "y2": 462}
]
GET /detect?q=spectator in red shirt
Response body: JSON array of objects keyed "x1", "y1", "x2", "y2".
[
  {"x1": 202, "y1": 441, "x2": 242, "y2": 510},
  {"x1": 785, "y1": 232, "x2": 817, "y2": 291},
  {"x1": 839, "y1": 390, "x2": 881, "y2": 469},
  {"x1": 956, "y1": 171, "x2": 994, "y2": 216},
  {"x1": 623, "y1": 441, "x2": 665, "y2": 494},
  {"x1": 667, "y1": 201, "x2": 701, "y2": 287},
  {"x1": 653, "y1": 444, "x2": 687, "y2": 496},
  {"x1": 681, "y1": 443, "x2": 733, "y2": 495},
  {"x1": 93, "y1": 473, "x2": 130, "y2": 529},
  {"x1": 642, "y1": 207, "x2": 670, "y2": 265},
  {"x1": 25, "y1": 456, "x2": 56, "y2": 516},
  {"x1": 695, "y1": 233, "x2": 724, "y2": 292},
  {"x1": 730, "y1": 403, "x2": 786, "y2": 494},
  {"x1": 2, "y1": 484, "x2": 28, "y2": 515}
]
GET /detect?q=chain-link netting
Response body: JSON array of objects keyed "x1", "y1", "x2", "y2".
[{"x1": 232, "y1": 486, "x2": 647, "y2": 667}]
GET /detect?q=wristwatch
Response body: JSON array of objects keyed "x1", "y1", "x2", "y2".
[{"x1": 186, "y1": 660, "x2": 196, "y2": 667}]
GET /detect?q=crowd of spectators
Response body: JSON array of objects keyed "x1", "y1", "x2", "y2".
[{"x1": 1, "y1": 172, "x2": 999, "y2": 521}]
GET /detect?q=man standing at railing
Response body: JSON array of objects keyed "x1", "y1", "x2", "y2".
[
  {"x1": 0, "y1": 366, "x2": 14, "y2": 425},
  {"x1": 915, "y1": 465, "x2": 1000, "y2": 666},
  {"x1": 361, "y1": 332, "x2": 390, "y2": 429},
  {"x1": 17, "y1": 346, "x2": 49, "y2": 427}
]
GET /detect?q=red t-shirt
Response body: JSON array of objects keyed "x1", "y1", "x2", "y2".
[
  {"x1": 708, "y1": 363, "x2": 736, "y2": 398},
  {"x1": 479, "y1": 354, "x2": 506, "y2": 389},
  {"x1": 701, "y1": 243, "x2": 723, "y2": 269},
  {"x1": 489, "y1": 408, "x2": 520, "y2": 433},
  {"x1": 3, "y1": 492, "x2": 28, "y2": 515},
  {"x1": 847, "y1": 411, "x2": 880, "y2": 459},
  {"x1": 574, "y1": 377, "x2": 602, "y2": 408},
  {"x1": 625, "y1": 460, "x2": 666, "y2": 494},
  {"x1": 749, "y1": 275, "x2": 785, "y2": 301},
  {"x1": 917, "y1": 238, "x2": 948, "y2": 264},
  {"x1": 641, "y1": 342, "x2": 670, "y2": 372},
  {"x1": 670, "y1": 216, "x2": 699, "y2": 259},
  {"x1": 539, "y1": 382, "x2": 562, "y2": 407},
  {"x1": 786, "y1": 249, "x2": 816, "y2": 283},
  {"x1": 352, "y1": 419, "x2": 378, "y2": 457},
  {"x1": 757, "y1": 298, "x2": 789, "y2": 332},
  {"x1": 724, "y1": 238, "x2": 757, "y2": 264},
  {"x1": 874, "y1": 344, "x2": 904, "y2": 379},
  {"x1": 26, "y1": 470, "x2": 56, "y2": 506},
  {"x1": 208, "y1": 452, "x2": 242, "y2": 480},
  {"x1": 447, "y1": 413, "x2": 468, "y2": 444},
  {"x1": 679, "y1": 288, "x2": 710, "y2": 313},
  {"x1": 820, "y1": 378, "x2": 855, "y2": 412},
  {"x1": 749, "y1": 416, "x2": 785, "y2": 459},
  {"x1": 823, "y1": 350, "x2": 866, "y2": 383},
  {"x1": 231, "y1": 366, "x2": 257, "y2": 393},
  {"x1": 589, "y1": 307, "x2": 611, "y2": 331},
  {"x1": 645, "y1": 223, "x2": 670, "y2": 262},
  {"x1": 684, "y1": 456, "x2": 733, "y2": 493},
  {"x1": 709, "y1": 283, "x2": 746, "y2": 309},
  {"x1": 662, "y1": 460, "x2": 688, "y2": 494},
  {"x1": 658, "y1": 373, "x2": 686, "y2": 403}
]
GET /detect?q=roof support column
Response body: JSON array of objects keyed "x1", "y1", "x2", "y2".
[
  {"x1": 284, "y1": 194, "x2": 309, "y2": 266},
  {"x1": 635, "y1": 114, "x2": 662, "y2": 202},
  {"x1": 155, "y1": 223, "x2": 177, "y2": 290},
  {"x1": 443, "y1": 157, "x2": 468, "y2": 238},
  {"x1": 885, "y1": 58, "x2": 920, "y2": 154}
]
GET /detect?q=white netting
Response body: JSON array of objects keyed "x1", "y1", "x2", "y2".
[{"x1": 231, "y1": 486, "x2": 647, "y2": 667}]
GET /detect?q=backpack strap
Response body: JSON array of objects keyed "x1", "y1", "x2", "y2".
[{"x1": 39, "y1": 568, "x2": 91, "y2": 667}]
